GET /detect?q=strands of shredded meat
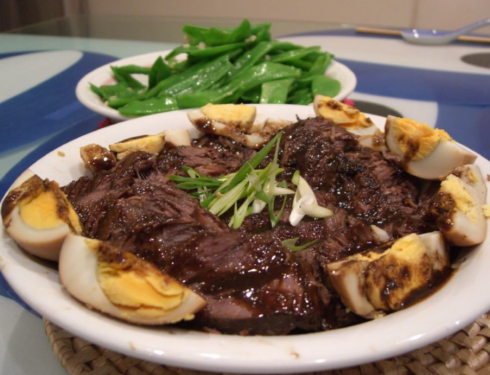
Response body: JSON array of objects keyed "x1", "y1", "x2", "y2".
[{"x1": 63, "y1": 117, "x2": 439, "y2": 335}]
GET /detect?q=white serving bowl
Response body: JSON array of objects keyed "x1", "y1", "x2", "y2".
[{"x1": 76, "y1": 51, "x2": 357, "y2": 121}]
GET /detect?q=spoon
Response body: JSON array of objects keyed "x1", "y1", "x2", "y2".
[
  {"x1": 401, "y1": 18, "x2": 490, "y2": 45},
  {"x1": 356, "y1": 18, "x2": 490, "y2": 45}
]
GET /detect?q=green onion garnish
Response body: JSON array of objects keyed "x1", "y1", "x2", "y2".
[{"x1": 281, "y1": 237, "x2": 319, "y2": 252}]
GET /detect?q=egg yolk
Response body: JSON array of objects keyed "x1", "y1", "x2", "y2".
[
  {"x1": 387, "y1": 233, "x2": 426, "y2": 260},
  {"x1": 391, "y1": 118, "x2": 451, "y2": 161},
  {"x1": 467, "y1": 169, "x2": 480, "y2": 184},
  {"x1": 19, "y1": 191, "x2": 66, "y2": 230},
  {"x1": 483, "y1": 204, "x2": 490, "y2": 218},
  {"x1": 97, "y1": 260, "x2": 188, "y2": 318},
  {"x1": 200, "y1": 103, "x2": 256, "y2": 131},
  {"x1": 440, "y1": 175, "x2": 478, "y2": 223},
  {"x1": 316, "y1": 97, "x2": 373, "y2": 128},
  {"x1": 109, "y1": 134, "x2": 165, "y2": 160},
  {"x1": 366, "y1": 234, "x2": 431, "y2": 311}
]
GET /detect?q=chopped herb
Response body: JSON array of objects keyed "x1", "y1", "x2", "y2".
[{"x1": 281, "y1": 237, "x2": 319, "y2": 252}]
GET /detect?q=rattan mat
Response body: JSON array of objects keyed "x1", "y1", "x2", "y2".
[{"x1": 44, "y1": 314, "x2": 490, "y2": 375}]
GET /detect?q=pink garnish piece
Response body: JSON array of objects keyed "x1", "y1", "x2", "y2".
[
  {"x1": 342, "y1": 98, "x2": 355, "y2": 107},
  {"x1": 97, "y1": 118, "x2": 112, "y2": 129}
]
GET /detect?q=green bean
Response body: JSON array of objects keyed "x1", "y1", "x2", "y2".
[
  {"x1": 115, "y1": 65, "x2": 152, "y2": 75},
  {"x1": 288, "y1": 88, "x2": 313, "y2": 105},
  {"x1": 311, "y1": 75, "x2": 341, "y2": 98},
  {"x1": 183, "y1": 19, "x2": 252, "y2": 46},
  {"x1": 309, "y1": 53, "x2": 332, "y2": 75},
  {"x1": 97, "y1": 82, "x2": 128, "y2": 100},
  {"x1": 159, "y1": 54, "x2": 233, "y2": 97},
  {"x1": 89, "y1": 19, "x2": 339, "y2": 117},
  {"x1": 260, "y1": 79, "x2": 294, "y2": 104},
  {"x1": 118, "y1": 97, "x2": 179, "y2": 117},
  {"x1": 149, "y1": 57, "x2": 172, "y2": 89},
  {"x1": 111, "y1": 67, "x2": 145, "y2": 90},
  {"x1": 241, "y1": 87, "x2": 261, "y2": 103},
  {"x1": 165, "y1": 42, "x2": 246, "y2": 62},
  {"x1": 269, "y1": 46, "x2": 321, "y2": 64}
]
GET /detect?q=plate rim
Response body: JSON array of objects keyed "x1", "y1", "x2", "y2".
[
  {"x1": 75, "y1": 50, "x2": 357, "y2": 121},
  {"x1": 1, "y1": 104, "x2": 489, "y2": 374}
]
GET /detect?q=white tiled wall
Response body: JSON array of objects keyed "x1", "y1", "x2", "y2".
[{"x1": 85, "y1": 0, "x2": 490, "y2": 34}]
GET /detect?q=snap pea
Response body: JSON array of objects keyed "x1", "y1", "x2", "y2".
[
  {"x1": 89, "y1": 19, "x2": 341, "y2": 117},
  {"x1": 226, "y1": 41, "x2": 303, "y2": 81},
  {"x1": 260, "y1": 79, "x2": 294, "y2": 104},
  {"x1": 183, "y1": 19, "x2": 252, "y2": 46},
  {"x1": 165, "y1": 42, "x2": 247, "y2": 62},
  {"x1": 140, "y1": 59, "x2": 209, "y2": 100},
  {"x1": 107, "y1": 97, "x2": 133, "y2": 109},
  {"x1": 118, "y1": 97, "x2": 179, "y2": 117},
  {"x1": 288, "y1": 88, "x2": 313, "y2": 105},
  {"x1": 177, "y1": 62, "x2": 300, "y2": 108},
  {"x1": 114, "y1": 65, "x2": 152, "y2": 75},
  {"x1": 269, "y1": 46, "x2": 321, "y2": 64},
  {"x1": 241, "y1": 87, "x2": 261, "y2": 103},
  {"x1": 89, "y1": 83, "x2": 104, "y2": 98},
  {"x1": 227, "y1": 41, "x2": 274, "y2": 80},
  {"x1": 149, "y1": 56, "x2": 172, "y2": 89},
  {"x1": 233, "y1": 62, "x2": 301, "y2": 92},
  {"x1": 111, "y1": 67, "x2": 145, "y2": 90},
  {"x1": 158, "y1": 54, "x2": 233, "y2": 97},
  {"x1": 309, "y1": 53, "x2": 333, "y2": 75},
  {"x1": 250, "y1": 23, "x2": 272, "y2": 44},
  {"x1": 311, "y1": 75, "x2": 341, "y2": 98},
  {"x1": 284, "y1": 58, "x2": 313, "y2": 71},
  {"x1": 97, "y1": 82, "x2": 129, "y2": 100}
]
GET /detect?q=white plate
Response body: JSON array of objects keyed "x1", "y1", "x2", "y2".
[
  {"x1": 75, "y1": 51, "x2": 357, "y2": 121},
  {"x1": 1, "y1": 105, "x2": 489, "y2": 374}
]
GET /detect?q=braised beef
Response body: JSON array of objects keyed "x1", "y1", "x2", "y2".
[{"x1": 63, "y1": 117, "x2": 438, "y2": 335}]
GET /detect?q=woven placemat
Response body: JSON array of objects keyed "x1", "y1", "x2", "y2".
[{"x1": 44, "y1": 314, "x2": 490, "y2": 375}]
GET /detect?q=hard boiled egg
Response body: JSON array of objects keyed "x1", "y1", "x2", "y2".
[
  {"x1": 365, "y1": 232, "x2": 448, "y2": 312},
  {"x1": 187, "y1": 103, "x2": 291, "y2": 149},
  {"x1": 385, "y1": 116, "x2": 477, "y2": 180},
  {"x1": 327, "y1": 251, "x2": 384, "y2": 319},
  {"x1": 162, "y1": 129, "x2": 191, "y2": 147},
  {"x1": 109, "y1": 133, "x2": 166, "y2": 160},
  {"x1": 1, "y1": 171, "x2": 82, "y2": 261},
  {"x1": 59, "y1": 234, "x2": 206, "y2": 325},
  {"x1": 327, "y1": 232, "x2": 449, "y2": 318},
  {"x1": 447, "y1": 164, "x2": 487, "y2": 204},
  {"x1": 313, "y1": 95, "x2": 386, "y2": 151},
  {"x1": 432, "y1": 174, "x2": 486, "y2": 246},
  {"x1": 188, "y1": 103, "x2": 256, "y2": 133}
]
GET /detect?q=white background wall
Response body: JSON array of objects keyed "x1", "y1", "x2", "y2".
[{"x1": 84, "y1": 0, "x2": 490, "y2": 34}]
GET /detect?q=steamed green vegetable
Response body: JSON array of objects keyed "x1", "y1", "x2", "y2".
[{"x1": 90, "y1": 19, "x2": 341, "y2": 117}]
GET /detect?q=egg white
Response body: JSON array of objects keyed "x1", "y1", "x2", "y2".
[
  {"x1": 385, "y1": 116, "x2": 477, "y2": 180},
  {"x1": 327, "y1": 231, "x2": 449, "y2": 318},
  {"x1": 448, "y1": 164, "x2": 487, "y2": 205},
  {"x1": 59, "y1": 234, "x2": 206, "y2": 325},
  {"x1": 2, "y1": 170, "x2": 80, "y2": 261},
  {"x1": 162, "y1": 129, "x2": 191, "y2": 147},
  {"x1": 437, "y1": 175, "x2": 487, "y2": 247},
  {"x1": 6, "y1": 206, "x2": 73, "y2": 261}
]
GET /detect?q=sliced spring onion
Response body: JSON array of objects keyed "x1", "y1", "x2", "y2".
[
  {"x1": 281, "y1": 237, "x2": 319, "y2": 252},
  {"x1": 169, "y1": 135, "x2": 332, "y2": 229},
  {"x1": 289, "y1": 172, "x2": 333, "y2": 226}
]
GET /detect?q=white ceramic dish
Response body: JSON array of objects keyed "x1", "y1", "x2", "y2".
[
  {"x1": 75, "y1": 51, "x2": 357, "y2": 121},
  {"x1": 1, "y1": 104, "x2": 489, "y2": 374}
]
